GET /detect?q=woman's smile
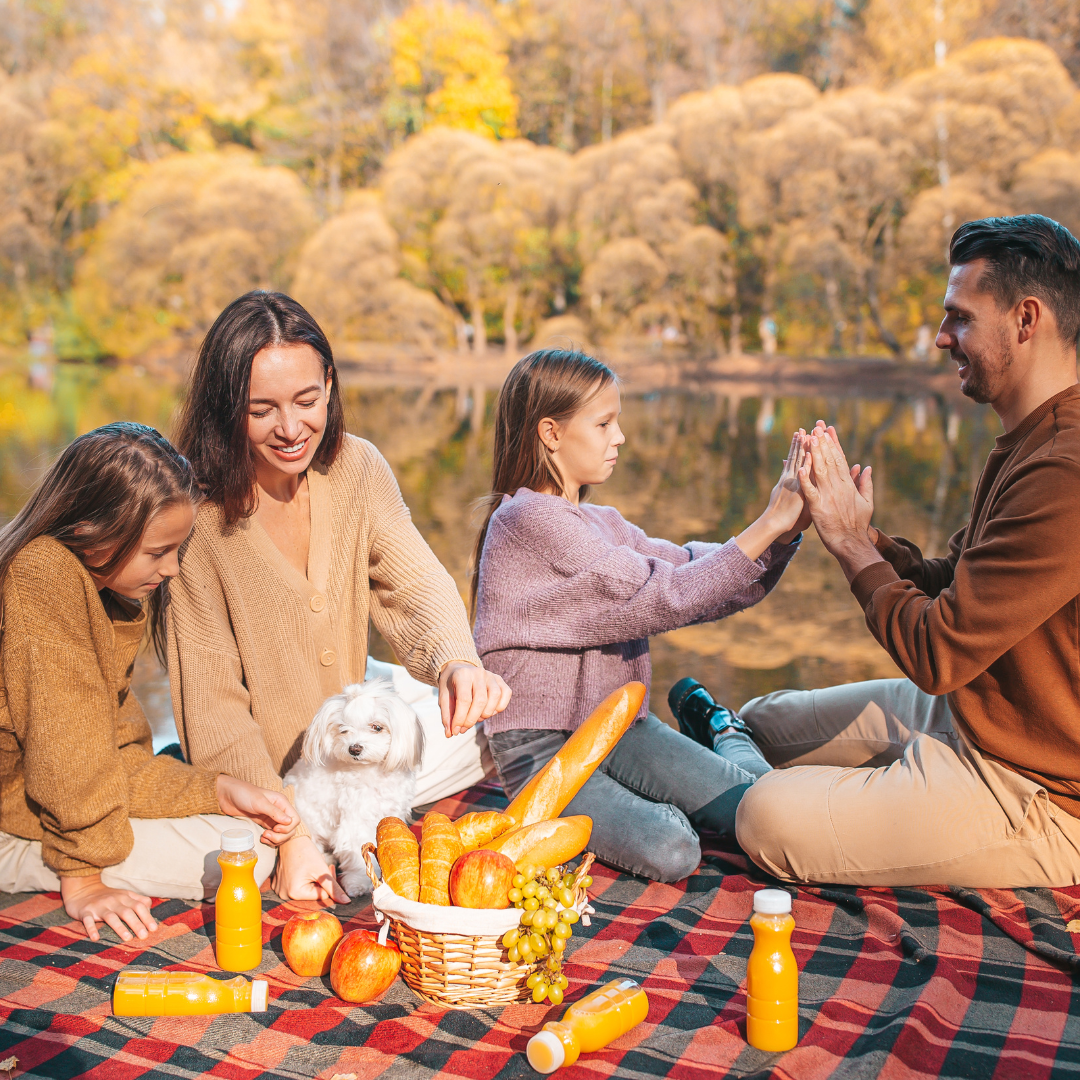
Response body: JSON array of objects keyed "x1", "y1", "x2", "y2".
[{"x1": 270, "y1": 437, "x2": 311, "y2": 461}]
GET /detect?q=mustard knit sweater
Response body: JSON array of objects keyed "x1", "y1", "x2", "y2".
[
  {"x1": 167, "y1": 436, "x2": 481, "y2": 812},
  {"x1": 0, "y1": 538, "x2": 221, "y2": 876}
]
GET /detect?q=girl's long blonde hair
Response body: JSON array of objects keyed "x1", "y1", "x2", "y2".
[
  {"x1": 0, "y1": 422, "x2": 202, "y2": 662},
  {"x1": 470, "y1": 348, "x2": 617, "y2": 614}
]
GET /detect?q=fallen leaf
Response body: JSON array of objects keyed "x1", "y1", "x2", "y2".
[
  {"x1": 1066, "y1": 920, "x2": 1080, "y2": 933},
  {"x1": 329, "y1": 1074, "x2": 357, "y2": 1080},
  {"x1": 0, "y1": 1057, "x2": 17, "y2": 1073}
]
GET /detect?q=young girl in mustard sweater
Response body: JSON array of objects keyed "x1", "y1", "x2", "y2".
[{"x1": 0, "y1": 422, "x2": 297, "y2": 943}]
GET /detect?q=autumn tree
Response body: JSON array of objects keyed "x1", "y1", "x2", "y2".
[
  {"x1": 389, "y1": 2, "x2": 518, "y2": 139},
  {"x1": 74, "y1": 152, "x2": 314, "y2": 357}
]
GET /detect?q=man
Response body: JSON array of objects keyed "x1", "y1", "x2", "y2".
[{"x1": 735, "y1": 214, "x2": 1080, "y2": 887}]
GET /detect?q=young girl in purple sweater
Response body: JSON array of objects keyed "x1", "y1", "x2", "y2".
[{"x1": 472, "y1": 350, "x2": 810, "y2": 882}]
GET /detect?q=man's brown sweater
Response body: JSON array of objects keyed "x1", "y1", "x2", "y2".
[
  {"x1": 851, "y1": 384, "x2": 1080, "y2": 817},
  {"x1": 0, "y1": 537, "x2": 221, "y2": 876}
]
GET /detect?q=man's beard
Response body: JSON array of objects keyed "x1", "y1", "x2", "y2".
[{"x1": 957, "y1": 328, "x2": 1013, "y2": 405}]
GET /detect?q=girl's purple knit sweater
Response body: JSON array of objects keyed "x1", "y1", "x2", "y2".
[{"x1": 473, "y1": 487, "x2": 800, "y2": 733}]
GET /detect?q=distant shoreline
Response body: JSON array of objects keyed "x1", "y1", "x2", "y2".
[{"x1": 334, "y1": 345, "x2": 963, "y2": 400}]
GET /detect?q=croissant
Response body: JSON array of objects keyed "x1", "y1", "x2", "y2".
[
  {"x1": 376, "y1": 817, "x2": 420, "y2": 901},
  {"x1": 454, "y1": 810, "x2": 516, "y2": 851},
  {"x1": 419, "y1": 812, "x2": 464, "y2": 906}
]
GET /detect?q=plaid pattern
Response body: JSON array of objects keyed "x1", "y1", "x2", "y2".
[{"x1": 2, "y1": 782, "x2": 1079, "y2": 1080}]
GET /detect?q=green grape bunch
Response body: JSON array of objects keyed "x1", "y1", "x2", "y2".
[{"x1": 501, "y1": 863, "x2": 594, "y2": 1004}]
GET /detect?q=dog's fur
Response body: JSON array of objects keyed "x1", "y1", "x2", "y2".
[{"x1": 284, "y1": 678, "x2": 425, "y2": 897}]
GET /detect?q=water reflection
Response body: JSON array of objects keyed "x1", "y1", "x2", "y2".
[{"x1": 0, "y1": 367, "x2": 1001, "y2": 734}]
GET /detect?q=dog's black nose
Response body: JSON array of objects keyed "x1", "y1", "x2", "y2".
[{"x1": 348, "y1": 743, "x2": 364, "y2": 759}]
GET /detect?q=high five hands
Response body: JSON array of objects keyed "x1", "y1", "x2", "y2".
[{"x1": 797, "y1": 420, "x2": 885, "y2": 583}]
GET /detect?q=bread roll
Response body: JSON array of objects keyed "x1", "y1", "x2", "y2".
[
  {"x1": 506, "y1": 683, "x2": 646, "y2": 826},
  {"x1": 419, "y1": 812, "x2": 464, "y2": 906},
  {"x1": 488, "y1": 816, "x2": 593, "y2": 872},
  {"x1": 454, "y1": 810, "x2": 515, "y2": 851},
  {"x1": 376, "y1": 817, "x2": 420, "y2": 901}
]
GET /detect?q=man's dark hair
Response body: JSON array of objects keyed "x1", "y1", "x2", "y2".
[{"x1": 949, "y1": 215, "x2": 1080, "y2": 346}]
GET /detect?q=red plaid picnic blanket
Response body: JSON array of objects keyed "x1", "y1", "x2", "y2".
[{"x1": 2, "y1": 782, "x2": 1079, "y2": 1080}]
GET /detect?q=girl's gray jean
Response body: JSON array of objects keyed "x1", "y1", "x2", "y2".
[{"x1": 487, "y1": 714, "x2": 761, "y2": 883}]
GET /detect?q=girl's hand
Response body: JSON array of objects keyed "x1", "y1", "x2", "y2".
[
  {"x1": 61, "y1": 874, "x2": 157, "y2": 942},
  {"x1": 270, "y1": 835, "x2": 350, "y2": 905},
  {"x1": 215, "y1": 774, "x2": 299, "y2": 847},
  {"x1": 734, "y1": 431, "x2": 810, "y2": 561},
  {"x1": 439, "y1": 661, "x2": 512, "y2": 737}
]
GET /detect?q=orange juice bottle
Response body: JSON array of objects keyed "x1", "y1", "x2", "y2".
[
  {"x1": 746, "y1": 888, "x2": 799, "y2": 1052},
  {"x1": 113, "y1": 969, "x2": 268, "y2": 1016},
  {"x1": 526, "y1": 978, "x2": 649, "y2": 1073},
  {"x1": 215, "y1": 829, "x2": 262, "y2": 972}
]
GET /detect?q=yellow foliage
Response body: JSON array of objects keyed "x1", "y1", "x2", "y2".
[{"x1": 390, "y1": 2, "x2": 518, "y2": 139}]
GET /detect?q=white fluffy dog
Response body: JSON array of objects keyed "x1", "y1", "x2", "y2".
[{"x1": 284, "y1": 678, "x2": 425, "y2": 898}]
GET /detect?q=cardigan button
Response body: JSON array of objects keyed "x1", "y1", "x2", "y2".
[
  {"x1": 320, "y1": 648, "x2": 336, "y2": 667},
  {"x1": 310, "y1": 594, "x2": 326, "y2": 613}
]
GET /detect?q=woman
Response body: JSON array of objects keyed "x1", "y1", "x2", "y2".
[
  {"x1": 472, "y1": 350, "x2": 809, "y2": 882},
  {"x1": 0, "y1": 423, "x2": 297, "y2": 942},
  {"x1": 167, "y1": 291, "x2": 510, "y2": 904}
]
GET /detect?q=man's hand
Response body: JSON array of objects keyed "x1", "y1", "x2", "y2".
[
  {"x1": 61, "y1": 874, "x2": 157, "y2": 942},
  {"x1": 438, "y1": 661, "x2": 512, "y2": 737},
  {"x1": 799, "y1": 425, "x2": 885, "y2": 583},
  {"x1": 216, "y1": 774, "x2": 299, "y2": 847}
]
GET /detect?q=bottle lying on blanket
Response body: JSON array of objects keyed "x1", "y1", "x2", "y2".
[
  {"x1": 113, "y1": 970, "x2": 269, "y2": 1016},
  {"x1": 746, "y1": 888, "x2": 799, "y2": 1052},
  {"x1": 526, "y1": 977, "x2": 649, "y2": 1072}
]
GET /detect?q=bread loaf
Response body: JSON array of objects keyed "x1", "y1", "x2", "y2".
[
  {"x1": 376, "y1": 817, "x2": 420, "y2": 901},
  {"x1": 454, "y1": 810, "x2": 515, "y2": 851},
  {"x1": 419, "y1": 812, "x2": 464, "y2": 906},
  {"x1": 505, "y1": 682, "x2": 646, "y2": 827},
  {"x1": 488, "y1": 816, "x2": 593, "y2": 872}
]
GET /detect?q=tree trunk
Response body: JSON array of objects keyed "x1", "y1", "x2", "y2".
[
  {"x1": 503, "y1": 283, "x2": 519, "y2": 360},
  {"x1": 864, "y1": 268, "x2": 902, "y2": 357},
  {"x1": 824, "y1": 275, "x2": 845, "y2": 353},
  {"x1": 561, "y1": 53, "x2": 580, "y2": 151},
  {"x1": 468, "y1": 276, "x2": 487, "y2": 355}
]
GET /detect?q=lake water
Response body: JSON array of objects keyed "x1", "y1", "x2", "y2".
[{"x1": 0, "y1": 362, "x2": 999, "y2": 740}]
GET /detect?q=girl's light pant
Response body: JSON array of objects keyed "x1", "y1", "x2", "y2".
[
  {"x1": 0, "y1": 815, "x2": 277, "y2": 900},
  {"x1": 737, "y1": 678, "x2": 1080, "y2": 888}
]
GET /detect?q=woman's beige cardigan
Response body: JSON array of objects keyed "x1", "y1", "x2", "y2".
[{"x1": 167, "y1": 436, "x2": 481, "y2": 830}]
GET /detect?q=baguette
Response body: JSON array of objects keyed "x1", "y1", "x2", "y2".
[
  {"x1": 505, "y1": 682, "x2": 646, "y2": 826},
  {"x1": 376, "y1": 817, "x2": 420, "y2": 901},
  {"x1": 454, "y1": 810, "x2": 516, "y2": 851},
  {"x1": 489, "y1": 816, "x2": 593, "y2": 872},
  {"x1": 418, "y1": 812, "x2": 464, "y2": 906}
]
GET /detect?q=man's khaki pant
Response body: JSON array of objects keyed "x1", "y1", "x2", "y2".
[
  {"x1": 736, "y1": 679, "x2": 1080, "y2": 888},
  {"x1": 0, "y1": 815, "x2": 277, "y2": 900}
]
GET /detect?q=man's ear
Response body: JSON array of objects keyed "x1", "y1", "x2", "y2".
[
  {"x1": 1017, "y1": 295, "x2": 1043, "y2": 346},
  {"x1": 538, "y1": 418, "x2": 560, "y2": 452}
]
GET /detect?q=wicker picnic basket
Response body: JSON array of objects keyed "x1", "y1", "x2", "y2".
[{"x1": 361, "y1": 843, "x2": 595, "y2": 1010}]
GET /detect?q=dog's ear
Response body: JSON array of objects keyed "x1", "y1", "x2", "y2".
[
  {"x1": 381, "y1": 695, "x2": 426, "y2": 773},
  {"x1": 304, "y1": 693, "x2": 347, "y2": 768}
]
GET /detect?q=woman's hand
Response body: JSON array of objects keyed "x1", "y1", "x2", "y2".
[
  {"x1": 438, "y1": 661, "x2": 512, "y2": 737},
  {"x1": 61, "y1": 874, "x2": 157, "y2": 942},
  {"x1": 215, "y1": 774, "x2": 299, "y2": 847},
  {"x1": 734, "y1": 431, "x2": 810, "y2": 561},
  {"x1": 270, "y1": 835, "x2": 350, "y2": 905}
]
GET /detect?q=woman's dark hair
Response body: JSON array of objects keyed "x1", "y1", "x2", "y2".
[
  {"x1": 950, "y1": 214, "x2": 1080, "y2": 345},
  {"x1": 469, "y1": 348, "x2": 617, "y2": 614},
  {"x1": 0, "y1": 422, "x2": 202, "y2": 663},
  {"x1": 173, "y1": 290, "x2": 345, "y2": 525}
]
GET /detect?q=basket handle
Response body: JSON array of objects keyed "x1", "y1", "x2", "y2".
[
  {"x1": 361, "y1": 843, "x2": 382, "y2": 889},
  {"x1": 572, "y1": 852, "x2": 595, "y2": 906}
]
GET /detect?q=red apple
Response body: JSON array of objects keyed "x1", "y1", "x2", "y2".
[
  {"x1": 449, "y1": 849, "x2": 516, "y2": 909},
  {"x1": 281, "y1": 910, "x2": 344, "y2": 977},
  {"x1": 330, "y1": 929, "x2": 401, "y2": 1003}
]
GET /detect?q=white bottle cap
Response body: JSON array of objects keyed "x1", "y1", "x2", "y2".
[
  {"x1": 220, "y1": 829, "x2": 254, "y2": 853},
  {"x1": 250, "y1": 979, "x2": 268, "y2": 1012},
  {"x1": 526, "y1": 1030, "x2": 565, "y2": 1074},
  {"x1": 753, "y1": 888, "x2": 792, "y2": 915}
]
